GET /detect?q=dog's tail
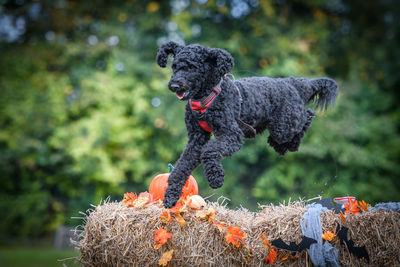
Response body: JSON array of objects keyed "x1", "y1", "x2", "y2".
[
  {"x1": 291, "y1": 77, "x2": 338, "y2": 110},
  {"x1": 309, "y1": 78, "x2": 338, "y2": 110}
]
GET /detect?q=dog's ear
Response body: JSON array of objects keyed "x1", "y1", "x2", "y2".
[
  {"x1": 156, "y1": 41, "x2": 183, "y2": 68},
  {"x1": 207, "y1": 48, "x2": 234, "y2": 76}
]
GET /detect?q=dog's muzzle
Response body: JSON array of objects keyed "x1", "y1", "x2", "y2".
[
  {"x1": 168, "y1": 82, "x2": 189, "y2": 100},
  {"x1": 169, "y1": 83, "x2": 180, "y2": 92}
]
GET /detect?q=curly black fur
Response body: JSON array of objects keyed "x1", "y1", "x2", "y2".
[{"x1": 156, "y1": 41, "x2": 338, "y2": 208}]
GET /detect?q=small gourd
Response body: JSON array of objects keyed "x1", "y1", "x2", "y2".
[{"x1": 188, "y1": 195, "x2": 206, "y2": 210}]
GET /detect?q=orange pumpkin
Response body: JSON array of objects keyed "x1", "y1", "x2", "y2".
[{"x1": 149, "y1": 164, "x2": 198, "y2": 201}]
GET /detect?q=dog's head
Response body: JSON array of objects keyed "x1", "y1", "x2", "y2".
[{"x1": 156, "y1": 41, "x2": 234, "y2": 100}]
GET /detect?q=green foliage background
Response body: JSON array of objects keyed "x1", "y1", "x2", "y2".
[{"x1": 0, "y1": 0, "x2": 399, "y2": 240}]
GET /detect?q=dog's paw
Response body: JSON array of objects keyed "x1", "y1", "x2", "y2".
[
  {"x1": 163, "y1": 190, "x2": 180, "y2": 209},
  {"x1": 209, "y1": 176, "x2": 224, "y2": 189},
  {"x1": 287, "y1": 136, "x2": 301, "y2": 152},
  {"x1": 267, "y1": 136, "x2": 288, "y2": 155},
  {"x1": 204, "y1": 162, "x2": 225, "y2": 189}
]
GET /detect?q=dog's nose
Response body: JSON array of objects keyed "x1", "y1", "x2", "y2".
[{"x1": 169, "y1": 83, "x2": 180, "y2": 92}]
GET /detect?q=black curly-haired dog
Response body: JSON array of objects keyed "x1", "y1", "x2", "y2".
[{"x1": 156, "y1": 41, "x2": 338, "y2": 208}]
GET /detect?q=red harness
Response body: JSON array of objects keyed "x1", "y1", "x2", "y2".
[{"x1": 188, "y1": 87, "x2": 221, "y2": 133}]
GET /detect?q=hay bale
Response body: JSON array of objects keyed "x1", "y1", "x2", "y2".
[
  {"x1": 76, "y1": 200, "x2": 400, "y2": 266},
  {"x1": 335, "y1": 210, "x2": 400, "y2": 266}
]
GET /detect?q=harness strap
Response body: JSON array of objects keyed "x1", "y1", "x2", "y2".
[
  {"x1": 189, "y1": 87, "x2": 221, "y2": 133},
  {"x1": 189, "y1": 75, "x2": 256, "y2": 136}
]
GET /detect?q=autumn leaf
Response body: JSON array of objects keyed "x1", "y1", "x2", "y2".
[
  {"x1": 122, "y1": 192, "x2": 138, "y2": 207},
  {"x1": 208, "y1": 209, "x2": 216, "y2": 222},
  {"x1": 265, "y1": 248, "x2": 277, "y2": 264},
  {"x1": 339, "y1": 212, "x2": 346, "y2": 223},
  {"x1": 359, "y1": 200, "x2": 371, "y2": 212},
  {"x1": 196, "y1": 207, "x2": 216, "y2": 222},
  {"x1": 280, "y1": 254, "x2": 289, "y2": 262},
  {"x1": 160, "y1": 211, "x2": 172, "y2": 224},
  {"x1": 134, "y1": 196, "x2": 151, "y2": 208},
  {"x1": 158, "y1": 249, "x2": 173, "y2": 266},
  {"x1": 175, "y1": 213, "x2": 186, "y2": 226},
  {"x1": 168, "y1": 199, "x2": 188, "y2": 214},
  {"x1": 225, "y1": 225, "x2": 247, "y2": 247},
  {"x1": 262, "y1": 233, "x2": 278, "y2": 264},
  {"x1": 344, "y1": 198, "x2": 359, "y2": 215},
  {"x1": 154, "y1": 228, "x2": 172, "y2": 249},
  {"x1": 122, "y1": 192, "x2": 153, "y2": 208},
  {"x1": 321, "y1": 231, "x2": 336, "y2": 242},
  {"x1": 123, "y1": 192, "x2": 137, "y2": 200},
  {"x1": 176, "y1": 203, "x2": 188, "y2": 214},
  {"x1": 212, "y1": 221, "x2": 227, "y2": 232},
  {"x1": 133, "y1": 197, "x2": 146, "y2": 208},
  {"x1": 261, "y1": 233, "x2": 271, "y2": 249}
]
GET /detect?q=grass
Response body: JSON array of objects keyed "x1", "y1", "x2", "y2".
[{"x1": 0, "y1": 247, "x2": 80, "y2": 267}]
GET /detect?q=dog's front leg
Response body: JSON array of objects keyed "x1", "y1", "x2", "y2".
[
  {"x1": 201, "y1": 122, "x2": 244, "y2": 189},
  {"x1": 163, "y1": 108, "x2": 211, "y2": 208}
]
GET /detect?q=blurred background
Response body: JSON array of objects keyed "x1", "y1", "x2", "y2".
[{"x1": 0, "y1": 0, "x2": 399, "y2": 265}]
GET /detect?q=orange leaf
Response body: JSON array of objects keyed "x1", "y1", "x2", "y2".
[
  {"x1": 195, "y1": 207, "x2": 216, "y2": 222},
  {"x1": 344, "y1": 199, "x2": 359, "y2": 215},
  {"x1": 261, "y1": 233, "x2": 271, "y2": 249},
  {"x1": 154, "y1": 229, "x2": 172, "y2": 249},
  {"x1": 160, "y1": 211, "x2": 172, "y2": 224},
  {"x1": 359, "y1": 200, "x2": 371, "y2": 212},
  {"x1": 168, "y1": 199, "x2": 187, "y2": 214},
  {"x1": 138, "y1": 191, "x2": 153, "y2": 201},
  {"x1": 134, "y1": 196, "x2": 151, "y2": 208},
  {"x1": 212, "y1": 221, "x2": 227, "y2": 232},
  {"x1": 122, "y1": 192, "x2": 138, "y2": 207},
  {"x1": 208, "y1": 210, "x2": 216, "y2": 222},
  {"x1": 122, "y1": 192, "x2": 153, "y2": 208},
  {"x1": 158, "y1": 249, "x2": 174, "y2": 266},
  {"x1": 265, "y1": 248, "x2": 277, "y2": 264},
  {"x1": 280, "y1": 254, "x2": 289, "y2": 262},
  {"x1": 321, "y1": 231, "x2": 336, "y2": 242},
  {"x1": 339, "y1": 212, "x2": 346, "y2": 223},
  {"x1": 225, "y1": 225, "x2": 247, "y2": 247},
  {"x1": 175, "y1": 213, "x2": 186, "y2": 227}
]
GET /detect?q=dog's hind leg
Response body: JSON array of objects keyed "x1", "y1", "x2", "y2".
[
  {"x1": 267, "y1": 100, "x2": 307, "y2": 155},
  {"x1": 201, "y1": 128, "x2": 244, "y2": 189},
  {"x1": 268, "y1": 108, "x2": 314, "y2": 155},
  {"x1": 287, "y1": 109, "x2": 314, "y2": 152},
  {"x1": 267, "y1": 137, "x2": 290, "y2": 155},
  {"x1": 268, "y1": 102, "x2": 304, "y2": 141}
]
